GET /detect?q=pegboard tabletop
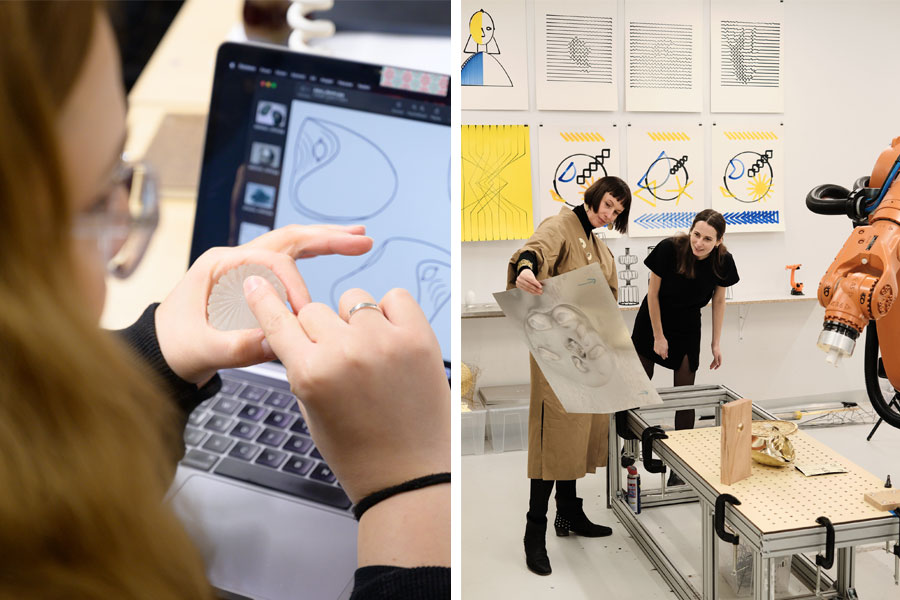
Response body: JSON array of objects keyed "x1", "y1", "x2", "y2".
[{"x1": 664, "y1": 427, "x2": 888, "y2": 533}]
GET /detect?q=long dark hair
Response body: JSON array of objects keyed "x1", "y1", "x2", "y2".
[
  {"x1": 583, "y1": 176, "x2": 631, "y2": 234},
  {"x1": 672, "y1": 209, "x2": 730, "y2": 279}
]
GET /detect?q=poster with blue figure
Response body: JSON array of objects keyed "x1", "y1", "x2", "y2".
[
  {"x1": 461, "y1": 9, "x2": 511, "y2": 87},
  {"x1": 461, "y1": 0, "x2": 528, "y2": 110}
]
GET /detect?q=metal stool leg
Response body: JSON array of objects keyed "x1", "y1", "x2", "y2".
[{"x1": 866, "y1": 396, "x2": 900, "y2": 442}]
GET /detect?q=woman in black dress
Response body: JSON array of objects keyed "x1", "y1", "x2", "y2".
[{"x1": 631, "y1": 210, "x2": 739, "y2": 461}]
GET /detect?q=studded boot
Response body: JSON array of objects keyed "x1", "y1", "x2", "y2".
[{"x1": 554, "y1": 497, "x2": 612, "y2": 537}]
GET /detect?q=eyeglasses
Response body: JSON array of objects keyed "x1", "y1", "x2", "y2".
[{"x1": 73, "y1": 160, "x2": 159, "y2": 279}]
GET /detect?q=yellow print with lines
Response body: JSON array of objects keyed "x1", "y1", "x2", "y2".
[{"x1": 461, "y1": 125, "x2": 533, "y2": 241}]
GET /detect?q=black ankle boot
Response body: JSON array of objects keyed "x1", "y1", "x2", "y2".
[
  {"x1": 554, "y1": 497, "x2": 612, "y2": 537},
  {"x1": 667, "y1": 470, "x2": 685, "y2": 487},
  {"x1": 523, "y1": 514, "x2": 552, "y2": 575}
]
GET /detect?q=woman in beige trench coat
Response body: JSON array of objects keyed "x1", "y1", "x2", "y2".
[{"x1": 508, "y1": 176, "x2": 632, "y2": 576}]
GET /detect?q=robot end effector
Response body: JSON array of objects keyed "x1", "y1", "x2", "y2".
[{"x1": 807, "y1": 137, "x2": 900, "y2": 373}]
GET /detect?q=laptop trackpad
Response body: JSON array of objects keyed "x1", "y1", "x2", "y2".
[{"x1": 171, "y1": 473, "x2": 358, "y2": 600}]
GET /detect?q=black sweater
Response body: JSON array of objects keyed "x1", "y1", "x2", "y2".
[{"x1": 116, "y1": 304, "x2": 449, "y2": 599}]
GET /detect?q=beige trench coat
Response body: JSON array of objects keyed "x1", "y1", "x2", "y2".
[{"x1": 507, "y1": 207, "x2": 618, "y2": 481}]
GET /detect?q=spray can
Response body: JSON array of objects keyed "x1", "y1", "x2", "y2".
[{"x1": 627, "y1": 466, "x2": 641, "y2": 514}]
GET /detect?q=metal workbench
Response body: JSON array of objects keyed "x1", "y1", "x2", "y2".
[{"x1": 607, "y1": 385, "x2": 900, "y2": 600}]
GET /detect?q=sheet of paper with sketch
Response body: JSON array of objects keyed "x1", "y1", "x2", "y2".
[{"x1": 494, "y1": 263, "x2": 662, "y2": 414}]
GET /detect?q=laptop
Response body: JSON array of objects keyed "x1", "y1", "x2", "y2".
[{"x1": 168, "y1": 42, "x2": 450, "y2": 600}]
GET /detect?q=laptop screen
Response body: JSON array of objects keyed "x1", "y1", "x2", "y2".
[{"x1": 192, "y1": 43, "x2": 451, "y2": 363}]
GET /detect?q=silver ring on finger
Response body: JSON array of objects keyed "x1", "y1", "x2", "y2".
[{"x1": 348, "y1": 302, "x2": 382, "y2": 319}]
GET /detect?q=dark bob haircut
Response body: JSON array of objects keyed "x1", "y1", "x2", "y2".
[{"x1": 583, "y1": 176, "x2": 631, "y2": 234}]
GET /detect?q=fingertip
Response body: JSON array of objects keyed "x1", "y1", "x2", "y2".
[
  {"x1": 378, "y1": 287, "x2": 430, "y2": 329},
  {"x1": 243, "y1": 275, "x2": 281, "y2": 315},
  {"x1": 243, "y1": 275, "x2": 264, "y2": 297},
  {"x1": 349, "y1": 235, "x2": 374, "y2": 253},
  {"x1": 381, "y1": 286, "x2": 413, "y2": 303}
]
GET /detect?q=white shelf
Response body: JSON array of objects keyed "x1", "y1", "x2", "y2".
[{"x1": 461, "y1": 294, "x2": 817, "y2": 319}]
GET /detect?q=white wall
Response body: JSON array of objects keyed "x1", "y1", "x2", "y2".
[{"x1": 462, "y1": 0, "x2": 900, "y2": 405}]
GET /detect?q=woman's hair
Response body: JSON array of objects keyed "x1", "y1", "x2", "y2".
[
  {"x1": 671, "y1": 209, "x2": 731, "y2": 279},
  {"x1": 0, "y1": 3, "x2": 212, "y2": 597},
  {"x1": 583, "y1": 175, "x2": 632, "y2": 234}
]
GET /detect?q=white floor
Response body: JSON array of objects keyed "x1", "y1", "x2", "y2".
[{"x1": 462, "y1": 422, "x2": 900, "y2": 599}]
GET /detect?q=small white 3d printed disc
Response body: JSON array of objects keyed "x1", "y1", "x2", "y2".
[{"x1": 207, "y1": 264, "x2": 287, "y2": 331}]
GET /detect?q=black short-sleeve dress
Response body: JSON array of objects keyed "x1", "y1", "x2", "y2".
[{"x1": 631, "y1": 237, "x2": 740, "y2": 371}]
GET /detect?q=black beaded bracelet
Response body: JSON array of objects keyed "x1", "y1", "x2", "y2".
[{"x1": 352, "y1": 472, "x2": 451, "y2": 521}]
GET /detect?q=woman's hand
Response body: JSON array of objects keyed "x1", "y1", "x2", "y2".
[
  {"x1": 243, "y1": 278, "x2": 450, "y2": 504},
  {"x1": 710, "y1": 286, "x2": 726, "y2": 371},
  {"x1": 653, "y1": 336, "x2": 669, "y2": 360},
  {"x1": 710, "y1": 343, "x2": 723, "y2": 370},
  {"x1": 154, "y1": 225, "x2": 373, "y2": 384},
  {"x1": 516, "y1": 268, "x2": 543, "y2": 295}
]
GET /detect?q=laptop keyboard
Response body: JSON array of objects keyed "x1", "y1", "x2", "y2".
[{"x1": 180, "y1": 369, "x2": 351, "y2": 510}]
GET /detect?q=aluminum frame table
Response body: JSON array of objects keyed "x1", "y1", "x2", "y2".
[{"x1": 607, "y1": 385, "x2": 899, "y2": 600}]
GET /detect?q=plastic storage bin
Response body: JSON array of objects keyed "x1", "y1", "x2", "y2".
[
  {"x1": 461, "y1": 408, "x2": 487, "y2": 455},
  {"x1": 478, "y1": 384, "x2": 529, "y2": 406},
  {"x1": 717, "y1": 539, "x2": 792, "y2": 597},
  {"x1": 487, "y1": 403, "x2": 529, "y2": 453}
]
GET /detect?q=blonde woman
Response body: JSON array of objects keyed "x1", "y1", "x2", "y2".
[{"x1": 0, "y1": 2, "x2": 448, "y2": 597}]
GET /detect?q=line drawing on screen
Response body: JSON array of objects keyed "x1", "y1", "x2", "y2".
[
  {"x1": 274, "y1": 98, "x2": 449, "y2": 358},
  {"x1": 461, "y1": 9, "x2": 513, "y2": 87},
  {"x1": 290, "y1": 117, "x2": 398, "y2": 222},
  {"x1": 545, "y1": 14, "x2": 612, "y2": 84},
  {"x1": 721, "y1": 20, "x2": 780, "y2": 88},
  {"x1": 330, "y1": 237, "x2": 449, "y2": 325}
]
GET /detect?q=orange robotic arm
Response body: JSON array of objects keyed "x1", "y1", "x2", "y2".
[{"x1": 807, "y1": 137, "x2": 900, "y2": 429}]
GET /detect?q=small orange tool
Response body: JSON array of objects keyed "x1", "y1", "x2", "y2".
[{"x1": 786, "y1": 264, "x2": 804, "y2": 295}]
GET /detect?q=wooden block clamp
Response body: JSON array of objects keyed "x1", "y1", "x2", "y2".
[
  {"x1": 863, "y1": 488, "x2": 900, "y2": 511},
  {"x1": 721, "y1": 397, "x2": 752, "y2": 485}
]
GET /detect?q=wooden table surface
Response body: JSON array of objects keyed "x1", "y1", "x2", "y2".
[{"x1": 665, "y1": 427, "x2": 889, "y2": 533}]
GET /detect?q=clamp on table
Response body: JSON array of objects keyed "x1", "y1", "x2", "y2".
[
  {"x1": 814, "y1": 516, "x2": 836, "y2": 597},
  {"x1": 641, "y1": 426, "x2": 668, "y2": 473},
  {"x1": 642, "y1": 426, "x2": 669, "y2": 495},
  {"x1": 715, "y1": 493, "x2": 742, "y2": 575},
  {"x1": 616, "y1": 411, "x2": 639, "y2": 468}
]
